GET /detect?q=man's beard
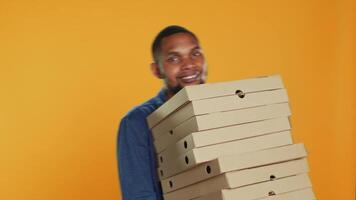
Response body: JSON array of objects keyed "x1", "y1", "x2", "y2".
[{"x1": 168, "y1": 79, "x2": 206, "y2": 95}]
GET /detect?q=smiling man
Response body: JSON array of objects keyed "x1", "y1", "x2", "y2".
[
  {"x1": 117, "y1": 25, "x2": 207, "y2": 200},
  {"x1": 150, "y1": 27, "x2": 207, "y2": 98}
]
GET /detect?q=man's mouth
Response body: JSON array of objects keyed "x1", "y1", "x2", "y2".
[{"x1": 180, "y1": 72, "x2": 200, "y2": 83}]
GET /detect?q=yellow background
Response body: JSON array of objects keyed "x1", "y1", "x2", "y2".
[{"x1": 0, "y1": 0, "x2": 355, "y2": 199}]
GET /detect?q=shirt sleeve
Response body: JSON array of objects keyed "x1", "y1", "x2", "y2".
[{"x1": 117, "y1": 112, "x2": 161, "y2": 200}]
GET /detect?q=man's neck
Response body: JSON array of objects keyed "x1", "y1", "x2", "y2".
[
  {"x1": 165, "y1": 90, "x2": 174, "y2": 100},
  {"x1": 164, "y1": 85, "x2": 183, "y2": 101}
]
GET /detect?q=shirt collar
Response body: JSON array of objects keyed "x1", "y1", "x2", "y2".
[{"x1": 156, "y1": 87, "x2": 168, "y2": 105}]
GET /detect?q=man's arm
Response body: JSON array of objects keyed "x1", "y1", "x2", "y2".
[{"x1": 117, "y1": 112, "x2": 162, "y2": 200}]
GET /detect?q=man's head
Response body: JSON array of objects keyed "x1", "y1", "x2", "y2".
[{"x1": 151, "y1": 25, "x2": 207, "y2": 98}]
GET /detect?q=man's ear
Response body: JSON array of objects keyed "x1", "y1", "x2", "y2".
[{"x1": 150, "y1": 62, "x2": 164, "y2": 79}]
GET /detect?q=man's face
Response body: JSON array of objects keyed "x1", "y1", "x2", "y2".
[{"x1": 153, "y1": 32, "x2": 207, "y2": 96}]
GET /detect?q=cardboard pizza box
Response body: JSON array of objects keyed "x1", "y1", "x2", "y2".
[
  {"x1": 192, "y1": 173, "x2": 312, "y2": 200},
  {"x1": 147, "y1": 75, "x2": 284, "y2": 129},
  {"x1": 160, "y1": 144, "x2": 307, "y2": 192},
  {"x1": 163, "y1": 158, "x2": 309, "y2": 199},
  {"x1": 154, "y1": 102, "x2": 291, "y2": 153},
  {"x1": 151, "y1": 89, "x2": 289, "y2": 140},
  {"x1": 256, "y1": 188, "x2": 316, "y2": 200},
  {"x1": 190, "y1": 188, "x2": 316, "y2": 200},
  {"x1": 158, "y1": 131, "x2": 293, "y2": 179},
  {"x1": 158, "y1": 130, "x2": 293, "y2": 169},
  {"x1": 157, "y1": 117, "x2": 291, "y2": 164}
]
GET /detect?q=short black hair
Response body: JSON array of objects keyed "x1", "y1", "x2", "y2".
[{"x1": 151, "y1": 25, "x2": 198, "y2": 64}]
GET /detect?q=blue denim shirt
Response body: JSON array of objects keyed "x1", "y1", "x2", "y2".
[{"x1": 117, "y1": 89, "x2": 167, "y2": 200}]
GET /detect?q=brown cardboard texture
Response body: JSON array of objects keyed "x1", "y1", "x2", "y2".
[
  {"x1": 158, "y1": 117, "x2": 291, "y2": 165},
  {"x1": 154, "y1": 102, "x2": 291, "y2": 153},
  {"x1": 147, "y1": 75, "x2": 284, "y2": 129},
  {"x1": 193, "y1": 173, "x2": 312, "y2": 200},
  {"x1": 163, "y1": 158, "x2": 309, "y2": 199},
  {"x1": 151, "y1": 89, "x2": 289, "y2": 140},
  {"x1": 158, "y1": 131, "x2": 293, "y2": 179},
  {"x1": 161, "y1": 144, "x2": 307, "y2": 192}
]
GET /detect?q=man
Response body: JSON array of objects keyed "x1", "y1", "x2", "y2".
[{"x1": 117, "y1": 25, "x2": 207, "y2": 200}]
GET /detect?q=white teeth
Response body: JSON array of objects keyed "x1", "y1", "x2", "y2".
[{"x1": 182, "y1": 73, "x2": 198, "y2": 80}]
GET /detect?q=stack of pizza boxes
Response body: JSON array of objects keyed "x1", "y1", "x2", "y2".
[{"x1": 147, "y1": 75, "x2": 315, "y2": 200}]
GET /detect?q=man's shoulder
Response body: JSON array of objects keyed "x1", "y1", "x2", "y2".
[{"x1": 122, "y1": 94, "x2": 165, "y2": 124}]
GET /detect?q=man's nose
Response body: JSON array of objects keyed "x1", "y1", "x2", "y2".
[{"x1": 181, "y1": 57, "x2": 196, "y2": 70}]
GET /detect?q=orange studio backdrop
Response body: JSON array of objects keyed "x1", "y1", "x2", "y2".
[{"x1": 0, "y1": 0, "x2": 355, "y2": 199}]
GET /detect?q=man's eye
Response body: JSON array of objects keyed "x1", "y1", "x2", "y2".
[
  {"x1": 167, "y1": 56, "x2": 179, "y2": 63},
  {"x1": 192, "y1": 51, "x2": 202, "y2": 57}
]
